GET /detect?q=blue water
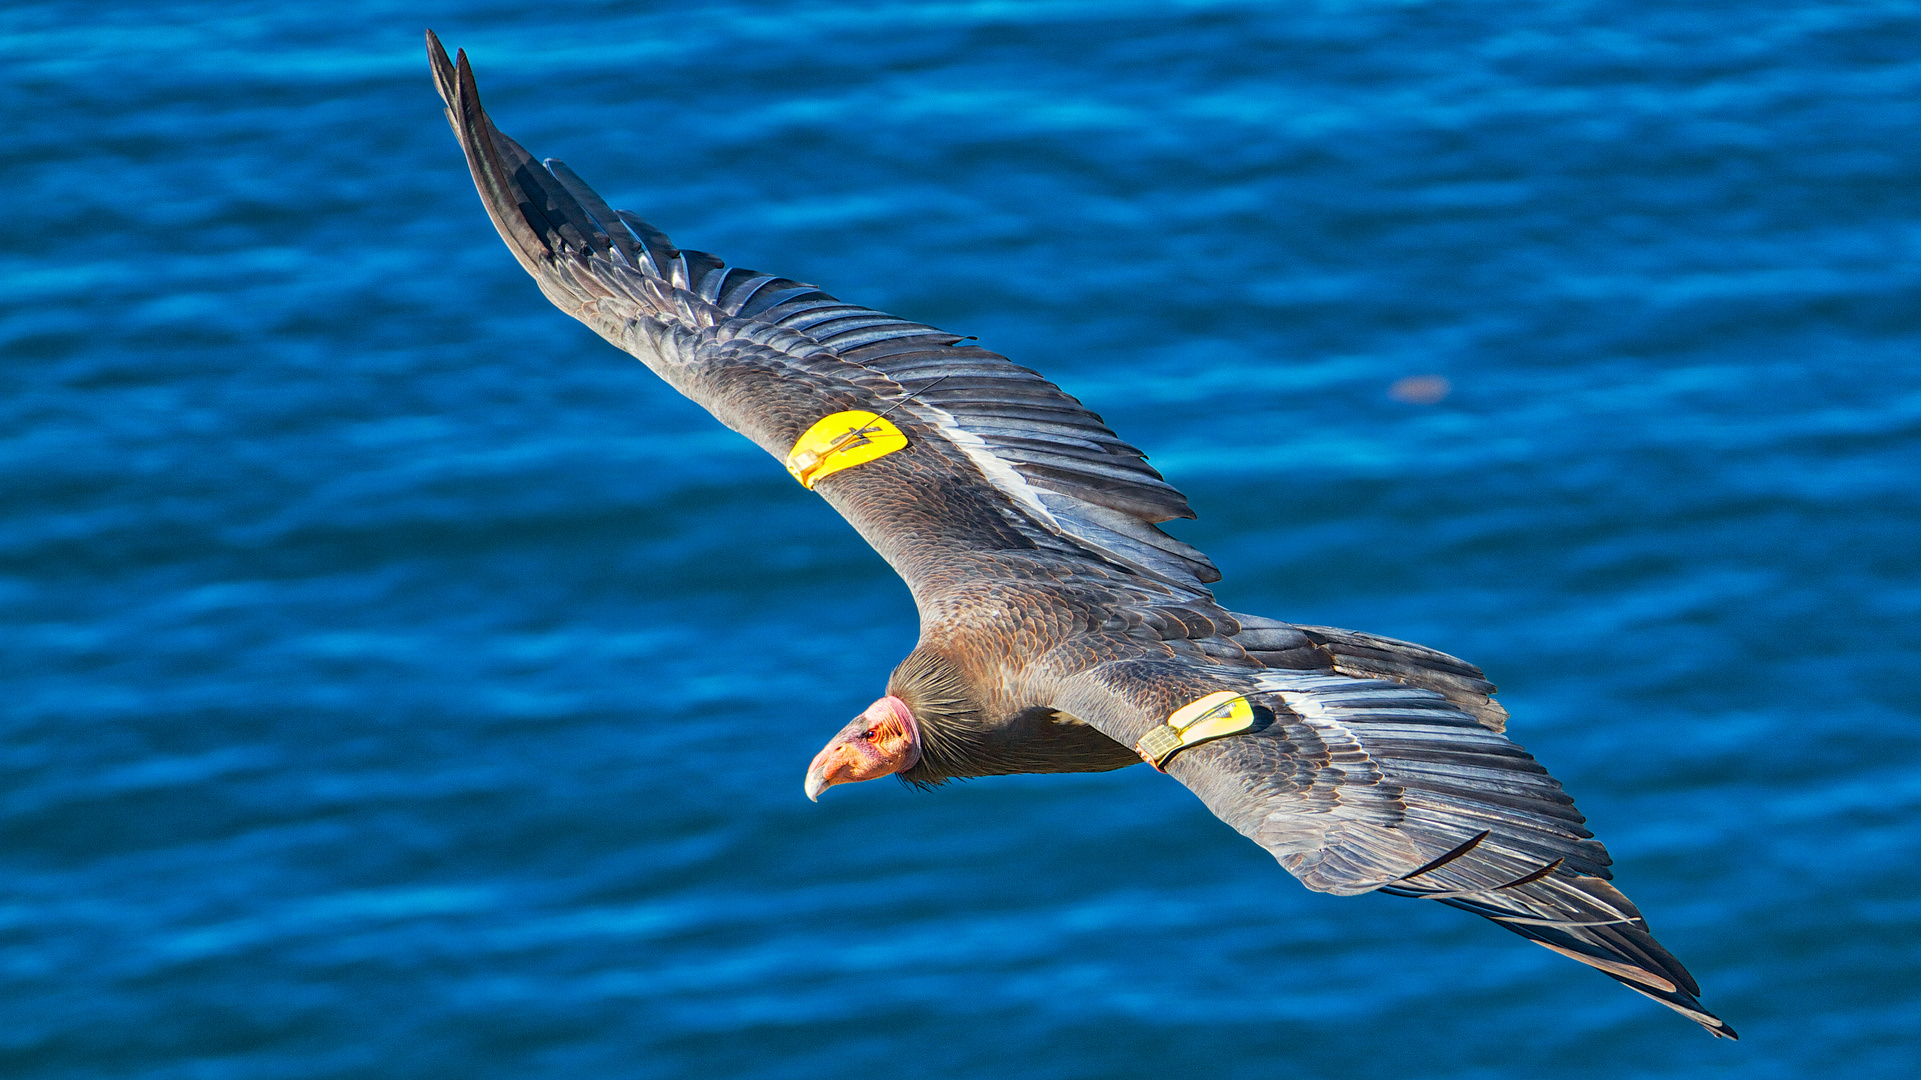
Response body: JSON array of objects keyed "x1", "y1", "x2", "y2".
[{"x1": 5, "y1": 1, "x2": 1918, "y2": 1076}]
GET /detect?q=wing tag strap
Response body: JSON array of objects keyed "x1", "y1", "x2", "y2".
[
  {"x1": 1136, "y1": 691, "x2": 1257, "y2": 771},
  {"x1": 785, "y1": 411, "x2": 909, "y2": 489}
]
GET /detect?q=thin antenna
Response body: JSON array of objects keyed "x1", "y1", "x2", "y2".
[{"x1": 820, "y1": 375, "x2": 953, "y2": 454}]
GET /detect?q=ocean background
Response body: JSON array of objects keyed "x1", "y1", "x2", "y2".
[{"x1": 4, "y1": 1, "x2": 1918, "y2": 1076}]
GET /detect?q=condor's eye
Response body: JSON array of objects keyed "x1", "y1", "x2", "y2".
[{"x1": 861, "y1": 727, "x2": 878, "y2": 740}]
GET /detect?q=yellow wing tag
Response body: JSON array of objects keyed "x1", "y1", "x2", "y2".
[
  {"x1": 784, "y1": 410, "x2": 909, "y2": 489},
  {"x1": 1135, "y1": 691, "x2": 1257, "y2": 771}
]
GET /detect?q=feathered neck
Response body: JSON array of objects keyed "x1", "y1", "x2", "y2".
[
  {"x1": 888, "y1": 648, "x2": 990, "y2": 787},
  {"x1": 887, "y1": 648, "x2": 1139, "y2": 785}
]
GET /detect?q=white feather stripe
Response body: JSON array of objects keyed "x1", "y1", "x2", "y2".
[{"x1": 919, "y1": 404, "x2": 1061, "y2": 527}]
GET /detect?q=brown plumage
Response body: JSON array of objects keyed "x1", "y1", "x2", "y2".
[{"x1": 427, "y1": 31, "x2": 1735, "y2": 1039}]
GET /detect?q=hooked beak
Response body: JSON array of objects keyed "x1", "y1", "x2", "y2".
[{"x1": 803, "y1": 755, "x2": 836, "y2": 802}]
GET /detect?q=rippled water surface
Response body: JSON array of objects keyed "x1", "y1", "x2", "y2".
[{"x1": 5, "y1": 2, "x2": 1919, "y2": 1077}]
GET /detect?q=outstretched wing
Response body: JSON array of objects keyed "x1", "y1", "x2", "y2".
[
  {"x1": 1047, "y1": 657, "x2": 1736, "y2": 1039},
  {"x1": 427, "y1": 32, "x2": 1218, "y2": 601},
  {"x1": 430, "y1": 33, "x2": 1729, "y2": 1039}
]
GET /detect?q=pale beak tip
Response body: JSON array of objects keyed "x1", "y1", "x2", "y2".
[{"x1": 803, "y1": 771, "x2": 826, "y2": 803}]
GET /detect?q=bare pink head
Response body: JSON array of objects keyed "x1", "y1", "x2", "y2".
[{"x1": 803, "y1": 695, "x2": 921, "y2": 801}]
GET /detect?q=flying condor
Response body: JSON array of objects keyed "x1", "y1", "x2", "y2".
[{"x1": 427, "y1": 31, "x2": 1734, "y2": 1039}]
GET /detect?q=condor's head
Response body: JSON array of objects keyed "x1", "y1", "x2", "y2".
[{"x1": 803, "y1": 695, "x2": 922, "y2": 801}]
